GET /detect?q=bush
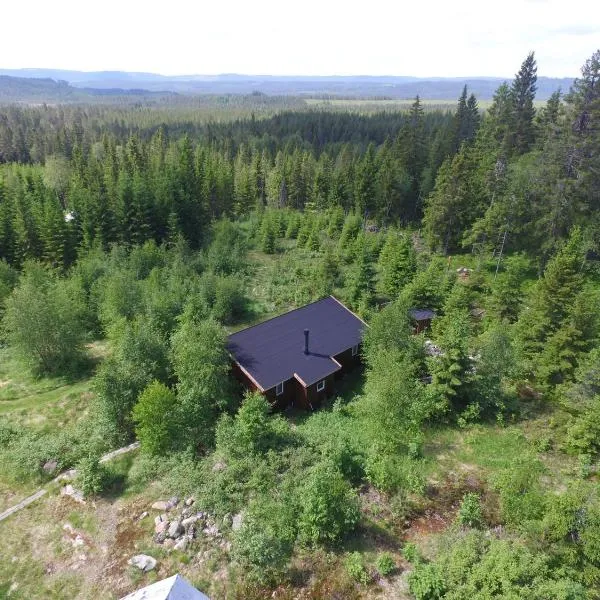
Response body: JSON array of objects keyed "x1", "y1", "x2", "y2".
[
  {"x1": 76, "y1": 454, "x2": 108, "y2": 497},
  {"x1": 408, "y1": 563, "x2": 446, "y2": 600},
  {"x1": 402, "y1": 542, "x2": 422, "y2": 564},
  {"x1": 215, "y1": 391, "x2": 288, "y2": 458},
  {"x1": 364, "y1": 451, "x2": 425, "y2": 494},
  {"x1": 408, "y1": 530, "x2": 588, "y2": 600},
  {"x1": 2, "y1": 262, "x2": 89, "y2": 376},
  {"x1": 376, "y1": 552, "x2": 396, "y2": 577},
  {"x1": 457, "y1": 493, "x2": 483, "y2": 528},
  {"x1": 232, "y1": 499, "x2": 295, "y2": 585},
  {"x1": 345, "y1": 552, "x2": 370, "y2": 584},
  {"x1": 212, "y1": 276, "x2": 246, "y2": 324},
  {"x1": 491, "y1": 455, "x2": 546, "y2": 526},
  {"x1": 298, "y1": 460, "x2": 360, "y2": 545},
  {"x1": 133, "y1": 381, "x2": 177, "y2": 456}
]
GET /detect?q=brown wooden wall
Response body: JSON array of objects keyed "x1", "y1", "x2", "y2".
[
  {"x1": 301, "y1": 372, "x2": 337, "y2": 410},
  {"x1": 231, "y1": 343, "x2": 363, "y2": 411},
  {"x1": 263, "y1": 377, "x2": 302, "y2": 410},
  {"x1": 413, "y1": 319, "x2": 432, "y2": 334},
  {"x1": 333, "y1": 344, "x2": 362, "y2": 377}
]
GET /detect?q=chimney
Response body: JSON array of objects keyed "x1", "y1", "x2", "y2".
[{"x1": 304, "y1": 329, "x2": 309, "y2": 355}]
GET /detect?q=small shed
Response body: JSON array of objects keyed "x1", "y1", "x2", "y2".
[
  {"x1": 119, "y1": 574, "x2": 209, "y2": 600},
  {"x1": 227, "y1": 296, "x2": 366, "y2": 410},
  {"x1": 409, "y1": 308, "x2": 436, "y2": 334}
]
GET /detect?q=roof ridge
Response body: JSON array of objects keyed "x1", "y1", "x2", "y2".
[{"x1": 228, "y1": 296, "x2": 338, "y2": 338}]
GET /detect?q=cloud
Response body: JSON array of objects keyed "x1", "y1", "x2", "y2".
[{"x1": 553, "y1": 24, "x2": 600, "y2": 36}]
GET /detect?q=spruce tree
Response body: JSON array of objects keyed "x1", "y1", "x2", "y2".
[
  {"x1": 377, "y1": 232, "x2": 416, "y2": 298},
  {"x1": 517, "y1": 228, "x2": 587, "y2": 377},
  {"x1": 346, "y1": 244, "x2": 374, "y2": 308},
  {"x1": 510, "y1": 52, "x2": 538, "y2": 154}
]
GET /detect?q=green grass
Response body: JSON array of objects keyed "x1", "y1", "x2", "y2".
[{"x1": 0, "y1": 346, "x2": 101, "y2": 431}]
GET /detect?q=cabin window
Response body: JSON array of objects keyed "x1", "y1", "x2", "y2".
[
  {"x1": 316, "y1": 380, "x2": 325, "y2": 392},
  {"x1": 276, "y1": 381, "x2": 284, "y2": 396},
  {"x1": 351, "y1": 344, "x2": 359, "y2": 356}
]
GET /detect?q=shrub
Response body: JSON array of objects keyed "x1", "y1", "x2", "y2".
[
  {"x1": 76, "y1": 455, "x2": 108, "y2": 497},
  {"x1": 402, "y1": 542, "x2": 422, "y2": 564},
  {"x1": 298, "y1": 460, "x2": 360, "y2": 545},
  {"x1": 376, "y1": 552, "x2": 396, "y2": 577},
  {"x1": 133, "y1": 381, "x2": 178, "y2": 456},
  {"x1": 212, "y1": 276, "x2": 246, "y2": 324},
  {"x1": 215, "y1": 391, "x2": 288, "y2": 458},
  {"x1": 345, "y1": 552, "x2": 370, "y2": 584},
  {"x1": 408, "y1": 563, "x2": 446, "y2": 600},
  {"x1": 408, "y1": 529, "x2": 587, "y2": 600},
  {"x1": 457, "y1": 493, "x2": 483, "y2": 528},
  {"x1": 232, "y1": 499, "x2": 295, "y2": 585},
  {"x1": 2, "y1": 262, "x2": 89, "y2": 376},
  {"x1": 491, "y1": 455, "x2": 546, "y2": 526},
  {"x1": 364, "y1": 451, "x2": 425, "y2": 494}
]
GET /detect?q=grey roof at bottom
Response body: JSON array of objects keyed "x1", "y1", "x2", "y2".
[{"x1": 227, "y1": 296, "x2": 366, "y2": 390}]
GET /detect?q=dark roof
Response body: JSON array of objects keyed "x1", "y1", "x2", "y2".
[
  {"x1": 227, "y1": 296, "x2": 366, "y2": 390},
  {"x1": 409, "y1": 308, "x2": 436, "y2": 321}
]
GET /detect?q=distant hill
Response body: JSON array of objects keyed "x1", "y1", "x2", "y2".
[
  {"x1": 0, "y1": 69, "x2": 574, "y2": 102},
  {"x1": 0, "y1": 75, "x2": 177, "y2": 103}
]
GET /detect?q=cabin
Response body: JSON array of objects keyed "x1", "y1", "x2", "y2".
[
  {"x1": 409, "y1": 308, "x2": 436, "y2": 334},
  {"x1": 227, "y1": 296, "x2": 366, "y2": 410}
]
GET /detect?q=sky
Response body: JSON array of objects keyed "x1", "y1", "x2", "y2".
[{"x1": 2, "y1": 0, "x2": 598, "y2": 77}]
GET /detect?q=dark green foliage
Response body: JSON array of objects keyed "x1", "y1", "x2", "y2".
[
  {"x1": 207, "y1": 219, "x2": 247, "y2": 275},
  {"x1": 313, "y1": 245, "x2": 340, "y2": 296},
  {"x1": 94, "y1": 317, "x2": 170, "y2": 445},
  {"x1": 377, "y1": 232, "x2": 416, "y2": 298},
  {"x1": 428, "y1": 296, "x2": 473, "y2": 418},
  {"x1": 133, "y1": 381, "x2": 178, "y2": 456},
  {"x1": 408, "y1": 530, "x2": 586, "y2": 600},
  {"x1": 259, "y1": 212, "x2": 278, "y2": 254},
  {"x1": 2, "y1": 262, "x2": 89, "y2": 375},
  {"x1": 487, "y1": 253, "x2": 530, "y2": 323},
  {"x1": 562, "y1": 348, "x2": 600, "y2": 457},
  {"x1": 423, "y1": 146, "x2": 483, "y2": 253},
  {"x1": 345, "y1": 242, "x2": 374, "y2": 308},
  {"x1": 75, "y1": 454, "x2": 109, "y2": 497},
  {"x1": 510, "y1": 52, "x2": 538, "y2": 154},
  {"x1": 376, "y1": 552, "x2": 396, "y2": 577},
  {"x1": 0, "y1": 259, "x2": 18, "y2": 317},
  {"x1": 1, "y1": 51, "x2": 600, "y2": 597},
  {"x1": 517, "y1": 228, "x2": 597, "y2": 387},
  {"x1": 457, "y1": 493, "x2": 483, "y2": 528},
  {"x1": 298, "y1": 459, "x2": 360, "y2": 545},
  {"x1": 491, "y1": 455, "x2": 546, "y2": 526},
  {"x1": 215, "y1": 391, "x2": 289, "y2": 459},
  {"x1": 400, "y1": 257, "x2": 456, "y2": 312},
  {"x1": 171, "y1": 313, "x2": 233, "y2": 450},
  {"x1": 232, "y1": 498, "x2": 296, "y2": 584},
  {"x1": 345, "y1": 552, "x2": 370, "y2": 584}
]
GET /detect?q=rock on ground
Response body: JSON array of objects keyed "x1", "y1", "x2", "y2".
[
  {"x1": 61, "y1": 484, "x2": 85, "y2": 504},
  {"x1": 232, "y1": 513, "x2": 244, "y2": 531},
  {"x1": 128, "y1": 554, "x2": 157, "y2": 572},
  {"x1": 168, "y1": 521, "x2": 183, "y2": 539}
]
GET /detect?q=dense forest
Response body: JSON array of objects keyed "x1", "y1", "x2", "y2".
[{"x1": 0, "y1": 50, "x2": 599, "y2": 599}]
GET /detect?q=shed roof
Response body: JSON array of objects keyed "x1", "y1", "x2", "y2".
[
  {"x1": 409, "y1": 308, "x2": 436, "y2": 321},
  {"x1": 227, "y1": 296, "x2": 366, "y2": 390},
  {"x1": 119, "y1": 574, "x2": 209, "y2": 600}
]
